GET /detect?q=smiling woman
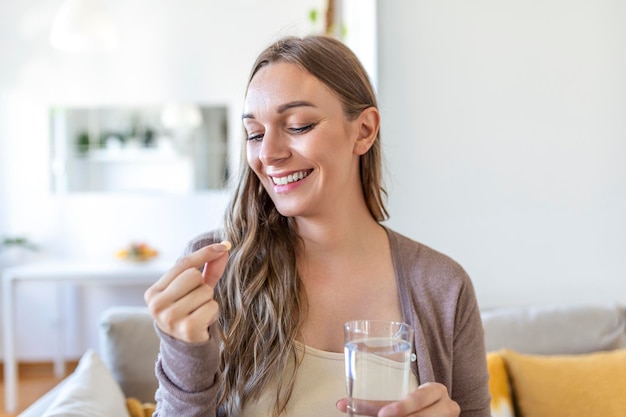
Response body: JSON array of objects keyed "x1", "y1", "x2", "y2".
[
  {"x1": 242, "y1": 53, "x2": 381, "y2": 219},
  {"x1": 143, "y1": 34, "x2": 490, "y2": 417}
]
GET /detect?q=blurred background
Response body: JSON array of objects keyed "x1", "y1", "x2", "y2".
[{"x1": 0, "y1": 0, "x2": 624, "y2": 362}]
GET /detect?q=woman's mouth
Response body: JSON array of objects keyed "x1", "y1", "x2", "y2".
[{"x1": 271, "y1": 170, "x2": 312, "y2": 186}]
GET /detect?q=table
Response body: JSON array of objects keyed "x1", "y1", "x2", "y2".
[{"x1": 2, "y1": 260, "x2": 171, "y2": 413}]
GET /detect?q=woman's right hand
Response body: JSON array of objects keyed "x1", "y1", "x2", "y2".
[{"x1": 144, "y1": 241, "x2": 231, "y2": 343}]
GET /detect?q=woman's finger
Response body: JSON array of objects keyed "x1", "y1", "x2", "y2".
[
  {"x1": 378, "y1": 383, "x2": 460, "y2": 417},
  {"x1": 148, "y1": 242, "x2": 230, "y2": 294},
  {"x1": 152, "y1": 284, "x2": 218, "y2": 342},
  {"x1": 164, "y1": 281, "x2": 214, "y2": 319},
  {"x1": 146, "y1": 267, "x2": 204, "y2": 318},
  {"x1": 202, "y1": 243, "x2": 230, "y2": 287},
  {"x1": 160, "y1": 267, "x2": 205, "y2": 302},
  {"x1": 336, "y1": 398, "x2": 405, "y2": 416},
  {"x1": 144, "y1": 241, "x2": 231, "y2": 343},
  {"x1": 170, "y1": 298, "x2": 220, "y2": 342}
]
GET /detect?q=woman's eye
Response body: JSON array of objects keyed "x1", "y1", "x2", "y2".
[
  {"x1": 246, "y1": 133, "x2": 264, "y2": 142},
  {"x1": 289, "y1": 123, "x2": 315, "y2": 134}
]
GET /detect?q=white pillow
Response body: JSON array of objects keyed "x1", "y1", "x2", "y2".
[{"x1": 43, "y1": 349, "x2": 130, "y2": 417}]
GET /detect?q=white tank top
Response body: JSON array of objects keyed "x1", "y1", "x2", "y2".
[{"x1": 240, "y1": 342, "x2": 419, "y2": 417}]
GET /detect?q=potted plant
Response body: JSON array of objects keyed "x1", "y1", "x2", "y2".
[{"x1": 0, "y1": 236, "x2": 39, "y2": 266}]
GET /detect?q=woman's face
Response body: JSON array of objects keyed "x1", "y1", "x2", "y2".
[{"x1": 243, "y1": 62, "x2": 365, "y2": 219}]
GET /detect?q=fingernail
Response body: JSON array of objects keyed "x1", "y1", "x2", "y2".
[{"x1": 214, "y1": 240, "x2": 232, "y2": 252}]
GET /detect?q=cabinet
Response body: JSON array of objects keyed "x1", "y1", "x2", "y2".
[
  {"x1": 2, "y1": 260, "x2": 170, "y2": 412},
  {"x1": 50, "y1": 104, "x2": 229, "y2": 194}
]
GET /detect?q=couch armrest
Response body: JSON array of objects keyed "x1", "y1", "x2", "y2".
[{"x1": 98, "y1": 306, "x2": 159, "y2": 403}]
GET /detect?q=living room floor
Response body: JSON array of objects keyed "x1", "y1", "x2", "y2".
[{"x1": 0, "y1": 362, "x2": 77, "y2": 417}]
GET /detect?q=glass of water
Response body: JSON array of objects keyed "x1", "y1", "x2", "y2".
[{"x1": 344, "y1": 320, "x2": 414, "y2": 417}]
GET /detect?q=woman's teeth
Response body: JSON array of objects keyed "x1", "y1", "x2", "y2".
[{"x1": 272, "y1": 170, "x2": 310, "y2": 185}]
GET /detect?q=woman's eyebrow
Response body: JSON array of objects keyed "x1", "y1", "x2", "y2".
[
  {"x1": 242, "y1": 101, "x2": 316, "y2": 120},
  {"x1": 276, "y1": 101, "x2": 315, "y2": 113}
]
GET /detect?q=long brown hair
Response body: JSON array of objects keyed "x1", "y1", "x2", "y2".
[{"x1": 217, "y1": 35, "x2": 388, "y2": 416}]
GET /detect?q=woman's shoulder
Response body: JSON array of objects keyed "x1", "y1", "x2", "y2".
[
  {"x1": 386, "y1": 228, "x2": 466, "y2": 269},
  {"x1": 385, "y1": 227, "x2": 471, "y2": 288},
  {"x1": 385, "y1": 227, "x2": 480, "y2": 330}
]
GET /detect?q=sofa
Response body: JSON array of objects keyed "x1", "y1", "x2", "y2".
[{"x1": 18, "y1": 303, "x2": 626, "y2": 417}]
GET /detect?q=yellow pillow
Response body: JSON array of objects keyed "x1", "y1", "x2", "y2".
[
  {"x1": 126, "y1": 397, "x2": 156, "y2": 417},
  {"x1": 487, "y1": 351, "x2": 515, "y2": 417},
  {"x1": 502, "y1": 348, "x2": 626, "y2": 417}
]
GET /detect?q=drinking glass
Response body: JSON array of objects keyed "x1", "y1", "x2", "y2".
[{"x1": 344, "y1": 320, "x2": 414, "y2": 416}]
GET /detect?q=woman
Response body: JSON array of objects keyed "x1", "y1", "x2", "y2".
[{"x1": 144, "y1": 35, "x2": 490, "y2": 417}]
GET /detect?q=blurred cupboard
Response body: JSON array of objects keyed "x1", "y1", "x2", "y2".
[{"x1": 50, "y1": 104, "x2": 229, "y2": 194}]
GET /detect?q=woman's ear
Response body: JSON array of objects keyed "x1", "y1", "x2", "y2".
[{"x1": 353, "y1": 107, "x2": 380, "y2": 156}]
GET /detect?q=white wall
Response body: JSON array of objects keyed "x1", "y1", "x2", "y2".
[
  {"x1": 378, "y1": 0, "x2": 626, "y2": 309},
  {"x1": 0, "y1": 0, "x2": 325, "y2": 360}
]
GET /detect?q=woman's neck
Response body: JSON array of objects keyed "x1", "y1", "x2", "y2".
[
  {"x1": 295, "y1": 204, "x2": 384, "y2": 254},
  {"x1": 294, "y1": 210, "x2": 390, "y2": 286}
]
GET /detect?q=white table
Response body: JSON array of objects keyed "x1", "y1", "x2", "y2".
[{"x1": 2, "y1": 260, "x2": 171, "y2": 413}]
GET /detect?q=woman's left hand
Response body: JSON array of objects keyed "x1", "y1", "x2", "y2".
[{"x1": 336, "y1": 382, "x2": 460, "y2": 417}]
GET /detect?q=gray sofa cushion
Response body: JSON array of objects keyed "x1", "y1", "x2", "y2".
[
  {"x1": 481, "y1": 303, "x2": 626, "y2": 354},
  {"x1": 98, "y1": 306, "x2": 159, "y2": 403}
]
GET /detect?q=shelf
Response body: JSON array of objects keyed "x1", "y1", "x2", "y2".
[{"x1": 72, "y1": 148, "x2": 187, "y2": 163}]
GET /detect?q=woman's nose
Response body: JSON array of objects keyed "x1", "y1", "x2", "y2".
[{"x1": 259, "y1": 130, "x2": 291, "y2": 165}]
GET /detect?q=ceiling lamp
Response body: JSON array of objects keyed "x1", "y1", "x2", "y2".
[{"x1": 49, "y1": 0, "x2": 118, "y2": 52}]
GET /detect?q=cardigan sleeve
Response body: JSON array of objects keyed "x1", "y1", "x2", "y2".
[
  {"x1": 153, "y1": 231, "x2": 225, "y2": 416},
  {"x1": 153, "y1": 324, "x2": 222, "y2": 417},
  {"x1": 450, "y1": 276, "x2": 491, "y2": 417}
]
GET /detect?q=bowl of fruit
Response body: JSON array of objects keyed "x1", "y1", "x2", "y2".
[{"x1": 115, "y1": 242, "x2": 159, "y2": 262}]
